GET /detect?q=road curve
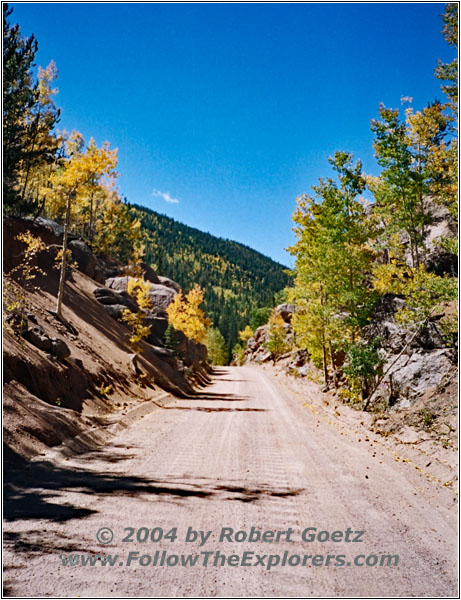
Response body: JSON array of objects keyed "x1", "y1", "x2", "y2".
[{"x1": 3, "y1": 366, "x2": 457, "y2": 597}]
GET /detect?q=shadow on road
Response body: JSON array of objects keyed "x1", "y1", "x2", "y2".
[
  {"x1": 4, "y1": 443, "x2": 302, "y2": 524},
  {"x1": 4, "y1": 441, "x2": 305, "y2": 568}
]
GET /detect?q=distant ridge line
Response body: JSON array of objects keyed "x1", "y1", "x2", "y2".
[{"x1": 128, "y1": 202, "x2": 289, "y2": 269}]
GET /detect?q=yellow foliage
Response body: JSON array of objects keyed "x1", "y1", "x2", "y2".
[
  {"x1": 4, "y1": 232, "x2": 47, "y2": 336},
  {"x1": 121, "y1": 277, "x2": 152, "y2": 352},
  {"x1": 47, "y1": 134, "x2": 118, "y2": 233},
  {"x1": 12, "y1": 232, "x2": 46, "y2": 284},
  {"x1": 99, "y1": 383, "x2": 113, "y2": 396},
  {"x1": 372, "y1": 261, "x2": 458, "y2": 326},
  {"x1": 239, "y1": 325, "x2": 254, "y2": 342},
  {"x1": 263, "y1": 312, "x2": 291, "y2": 358},
  {"x1": 166, "y1": 284, "x2": 211, "y2": 343}
]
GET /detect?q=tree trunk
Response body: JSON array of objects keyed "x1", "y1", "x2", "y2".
[
  {"x1": 56, "y1": 191, "x2": 72, "y2": 320},
  {"x1": 322, "y1": 335, "x2": 329, "y2": 387},
  {"x1": 88, "y1": 189, "x2": 94, "y2": 242},
  {"x1": 328, "y1": 343, "x2": 338, "y2": 389}
]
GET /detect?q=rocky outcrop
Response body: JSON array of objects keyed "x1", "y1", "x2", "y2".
[
  {"x1": 157, "y1": 275, "x2": 181, "y2": 293},
  {"x1": 363, "y1": 294, "x2": 408, "y2": 353},
  {"x1": 93, "y1": 287, "x2": 138, "y2": 312},
  {"x1": 286, "y1": 349, "x2": 310, "y2": 376},
  {"x1": 21, "y1": 321, "x2": 71, "y2": 360},
  {"x1": 93, "y1": 273, "x2": 206, "y2": 374},
  {"x1": 244, "y1": 325, "x2": 269, "y2": 363},
  {"x1": 387, "y1": 350, "x2": 453, "y2": 408},
  {"x1": 105, "y1": 276, "x2": 133, "y2": 293},
  {"x1": 275, "y1": 303, "x2": 296, "y2": 322},
  {"x1": 364, "y1": 293, "x2": 450, "y2": 354},
  {"x1": 104, "y1": 277, "x2": 177, "y2": 316},
  {"x1": 144, "y1": 314, "x2": 169, "y2": 345},
  {"x1": 364, "y1": 294, "x2": 456, "y2": 408},
  {"x1": 146, "y1": 284, "x2": 177, "y2": 315}
]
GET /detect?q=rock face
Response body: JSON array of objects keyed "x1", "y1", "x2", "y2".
[
  {"x1": 173, "y1": 329, "x2": 208, "y2": 369},
  {"x1": 363, "y1": 294, "x2": 408, "y2": 353},
  {"x1": 146, "y1": 284, "x2": 177, "y2": 315},
  {"x1": 387, "y1": 350, "x2": 453, "y2": 407},
  {"x1": 364, "y1": 294, "x2": 448, "y2": 354},
  {"x1": 364, "y1": 293, "x2": 456, "y2": 407},
  {"x1": 244, "y1": 325, "x2": 269, "y2": 362},
  {"x1": 144, "y1": 314, "x2": 169, "y2": 345},
  {"x1": 105, "y1": 276, "x2": 132, "y2": 293}
]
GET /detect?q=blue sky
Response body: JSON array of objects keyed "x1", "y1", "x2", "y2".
[{"x1": 11, "y1": 2, "x2": 453, "y2": 266}]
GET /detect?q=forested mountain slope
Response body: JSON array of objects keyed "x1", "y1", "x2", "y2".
[{"x1": 129, "y1": 203, "x2": 291, "y2": 357}]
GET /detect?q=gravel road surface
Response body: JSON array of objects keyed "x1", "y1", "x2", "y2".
[{"x1": 3, "y1": 366, "x2": 457, "y2": 597}]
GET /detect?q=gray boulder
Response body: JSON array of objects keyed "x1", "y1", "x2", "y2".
[
  {"x1": 296, "y1": 364, "x2": 310, "y2": 377},
  {"x1": 104, "y1": 278, "x2": 176, "y2": 314},
  {"x1": 105, "y1": 276, "x2": 132, "y2": 293},
  {"x1": 388, "y1": 349, "x2": 454, "y2": 402},
  {"x1": 146, "y1": 284, "x2": 177, "y2": 313},
  {"x1": 255, "y1": 351, "x2": 272, "y2": 363}
]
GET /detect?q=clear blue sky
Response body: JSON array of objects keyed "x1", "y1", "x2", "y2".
[{"x1": 10, "y1": 2, "x2": 453, "y2": 266}]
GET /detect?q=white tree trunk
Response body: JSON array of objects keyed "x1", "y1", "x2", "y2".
[{"x1": 56, "y1": 192, "x2": 72, "y2": 320}]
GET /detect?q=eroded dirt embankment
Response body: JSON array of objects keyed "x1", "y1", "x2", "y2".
[{"x1": 3, "y1": 218, "x2": 207, "y2": 463}]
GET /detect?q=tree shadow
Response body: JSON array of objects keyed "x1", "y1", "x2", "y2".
[
  {"x1": 187, "y1": 391, "x2": 253, "y2": 401},
  {"x1": 4, "y1": 444, "x2": 302, "y2": 525},
  {"x1": 4, "y1": 443, "x2": 305, "y2": 571},
  {"x1": 212, "y1": 378, "x2": 247, "y2": 382}
]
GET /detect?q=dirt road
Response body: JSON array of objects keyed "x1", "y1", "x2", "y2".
[{"x1": 3, "y1": 366, "x2": 458, "y2": 597}]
